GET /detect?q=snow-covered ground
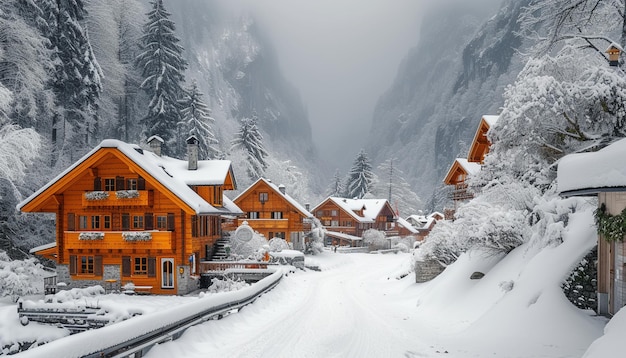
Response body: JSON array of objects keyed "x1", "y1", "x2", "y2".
[{"x1": 2, "y1": 210, "x2": 621, "y2": 357}]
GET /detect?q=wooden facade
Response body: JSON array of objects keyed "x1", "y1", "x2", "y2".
[
  {"x1": 312, "y1": 197, "x2": 397, "y2": 244},
  {"x1": 233, "y1": 178, "x2": 312, "y2": 250},
  {"x1": 443, "y1": 115, "x2": 498, "y2": 209},
  {"x1": 19, "y1": 138, "x2": 241, "y2": 295}
]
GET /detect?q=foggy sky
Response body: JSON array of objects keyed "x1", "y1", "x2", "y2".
[{"x1": 215, "y1": 0, "x2": 501, "y2": 171}]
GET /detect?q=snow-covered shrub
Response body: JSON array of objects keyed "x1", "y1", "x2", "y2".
[
  {"x1": 268, "y1": 237, "x2": 290, "y2": 252},
  {"x1": 78, "y1": 232, "x2": 104, "y2": 240},
  {"x1": 122, "y1": 232, "x2": 152, "y2": 242},
  {"x1": 84, "y1": 191, "x2": 109, "y2": 200},
  {"x1": 116, "y1": 190, "x2": 139, "y2": 199},
  {"x1": 363, "y1": 229, "x2": 387, "y2": 251},
  {"x1": 228, "y1": 230, "x2": 268, "y2": 260},
  {"x1": 0, "y1": 251, "x2": 44, "y2": 302},
  {"x1": 305, "y1": 218, "x2": 325, "y2": 255},
  {"x1": 203, "y1": 277, "x2": 249, "y2": 294},
  {"x1": 393, "y1": 242, "x2": 409, "y2": 253}
]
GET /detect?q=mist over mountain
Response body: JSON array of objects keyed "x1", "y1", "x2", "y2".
[
  {"x1": 168, "y1": 0, "x2": 325, "y2": 200},
  {"x1": 367, "y1": 0, "x2": 530, "y2": 210}
]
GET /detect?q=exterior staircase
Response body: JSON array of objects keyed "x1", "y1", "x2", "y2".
[{"x1": 210, "y1": 238, "x2": 230, "y2": 260}]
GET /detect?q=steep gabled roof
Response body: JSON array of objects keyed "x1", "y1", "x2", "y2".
[
  {"x1": 233, "y1": 178, "x2": 313, "y2": 218},
  {"x1": 313, "y1": 197, "x2": 394, "y2": 223},
  {"x1": 396, "y1": 217, "x2": 419, "y2": 234},
  {"x1": 467, "y1": 115, "x2": 498, "y2": 163},
  {"x1": 443, "y1": 158, "x2": 481, "y2": 185},
  {"x1": 18, "y1": 139, "x2": 242, "y2": 216}
]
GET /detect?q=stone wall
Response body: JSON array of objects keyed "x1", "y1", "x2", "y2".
[{"x1": 414, "y1": 259, "x2": 445, "y2": 283}]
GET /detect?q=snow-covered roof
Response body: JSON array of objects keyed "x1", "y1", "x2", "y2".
[
  {"x1": 326, "y1": 197, "x2": 392, "y2": 223},
  {"x1": 396, "y1": 217, "x2": 418, "y2": 234},
  {"x1": 558, "y1": 138, "x2": 626, "y2": 195},
  {"x1": 234, "y1": 178, "x2": 313, "y2": 218},
  {"x1": 324, "y1": 230, "x2": 363, "y2": 241},
  {"x1": 482, "y1": 115, "x2": 499, "y2": 126},
  {"x1": 18, "y1": 139, "x2": 242, "y2": 216},
  {"x1": 29, "y1": 241, "x2": 56, "y2": 254},
  {"x1": 456, "y1": 158, "x2": 482, "y2": 175}
]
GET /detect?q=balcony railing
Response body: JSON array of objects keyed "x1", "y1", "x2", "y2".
[
  {"x1": 82, "y1": 190, "x2": 151, "y2": 207},
  {"x1": 65, "y1": 230, "x2": 173, "y2": 250}
]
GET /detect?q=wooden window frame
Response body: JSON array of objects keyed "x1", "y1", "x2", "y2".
[
  {"x1": 104, "y1": 178, "x2": 115, "y2": 191},
  {"x1": 91, "y1": 215, "x2": 100, "y2": 229}
]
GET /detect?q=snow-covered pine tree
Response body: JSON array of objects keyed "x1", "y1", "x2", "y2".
[
  {"x1": 326, "y1": 169, "x2": 344, "y2": 197},
  {"x1": 344, "y1": 149, "x2": 374, "y2": 199},
  {"x1": 231, "y1": 115, "x2": 269, "y2": 180},
  {"x1": 47, "y1": 0, "x2": 103, "y2": 160},
  {"x1": 136, "y1": 0, "x2": 187, "y2": 156},
  {"x1": 0, "y1": 0, "x2": 52, "y2": 130},
  {"x1": 179, "y1": 80, "x2": 219, "y2": 159}
]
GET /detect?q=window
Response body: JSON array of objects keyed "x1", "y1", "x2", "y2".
[
  {"x1": 81, "y1": 256, "x2": 94, "y2": 274},
  {"x1": 104, "y1": 178, "x2": 115, "y2": 191},
  {"x1": 316, "y1": 210, "x2": 323, "y2": 217},
  {"x1": 134, "y1": 257, "x2": 148, "y2": 275},
  {"x1": 133, "y1": 215, "x2": 144, "y2": 229},
  {"x1": 104, "y1": 216, "x2": 111, "y2": 229},
  {"x1": 248, "y1": 212, "x2": 260, "y2": 219},
  {"x1": 91, "y1": 216, "x2": 100, "y2": 229},
  {"x1": 331, "y1": 210, "x2": 338, "y2": 216},
  {"x1": 157, "y1": 215, "x2": 168, "y2": 230},
  {"x1": 79, "y1": 216, "x2": 88, "y2": 229},
  {"x1": 271, "y1": 211, "x2": 283, "y2": 219},
  {"x1": 331, "y1": 220, "x2": 339, "y2": 227},
  {"x1": 213, "y1": 186, "x2": 223, "y2": 206},
  {"x1": 259, "y1": 192, "x2": 268, "y2": 203},
  {"x1": 127, "y1": 178, "x2": 138, "y2": 190}
]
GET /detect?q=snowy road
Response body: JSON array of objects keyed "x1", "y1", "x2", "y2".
[{"x1": 146, "y1": 252, "x2": 432, "y2": 358}]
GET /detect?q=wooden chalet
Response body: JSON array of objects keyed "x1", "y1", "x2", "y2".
[
  {"x1": 233, "y1": 178, "x2": 313, "y2": 250},
  {"x1": 443, "y1": 115, "x2": 498, "y2": 209},
  {"x1": 404, "y1": 212, "x2": 444, "y2": 241},
  {"x1": 558, "y1": 138, "x2": 626, "y2": 316},
  {"x1": 312, "y1": 197, "x2": 397, "y2": 246},
  {"x1": 18, "y1": 136, "x2": 242, "y2": 295}
]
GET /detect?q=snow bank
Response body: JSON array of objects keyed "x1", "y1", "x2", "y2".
[{"x1": 583, "y1": 306, "x2": 626, "y2": 357}]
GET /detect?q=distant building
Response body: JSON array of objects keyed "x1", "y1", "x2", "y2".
[
  {"x1": 233, "y1": 178, "x2": 313, "y2": 251},
  {"x1": 443, "y1": 115, "x2": 498, "y2": 213},
  {"x1": 311, "y1": 197, "x2": 396, "y2": 246}
]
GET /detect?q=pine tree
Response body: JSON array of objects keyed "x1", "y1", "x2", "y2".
[
  {"x1": 231, "y1": 115, "x2": 268, "y2": 180},
  {"x1": 179, "y1": 80, "x2": 219, "y2": 159},
  {"x1": 345, "y1": 149, "x2": 374, "y2": 199},
  {"x1": 136, "y1": 0, "x2": 187, "y2": 155},
  {"x1": 326, "y1": 169, "x2": 344, "y2": 197},
  {"x1": 372, "y1": 158, "x2": 422, "y2": 215},
  {"x1": 48, "y1": 0, "x2": 103, "y2": 159}
]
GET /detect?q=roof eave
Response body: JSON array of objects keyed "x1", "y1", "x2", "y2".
[{"x1": 559, "y1": 186, "x2": 626, "y2": 197}]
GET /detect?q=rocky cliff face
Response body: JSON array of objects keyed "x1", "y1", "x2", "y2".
[{"x1": 367, "y1": 0, "x2": 530, "y2": 209}]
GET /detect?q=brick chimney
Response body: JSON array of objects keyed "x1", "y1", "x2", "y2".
[
  {"x1": 186, "y1": 135, "x2": 199, "y2": 170},
  {"x1": 147, "y1": 135, "x2": 164, "y2": 157}
]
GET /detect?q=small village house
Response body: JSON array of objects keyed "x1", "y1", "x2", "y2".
[
  {"x1": 19, "y1": 136, "x2": 242, "y2": 295},
  {"x1": 312, "y1": 197, "x2": 397, "y2": 246},
  {"x1": 233, "y1": 178, "x2": 313, "y2": 251},
  {"x1": 404, "y1": 212, "x2": 444, "y2": 241},
  {"x1": 558, "y1": 138, "x2": 626, "y2": 316},
  {"x1": 443, "y1": 115, "x2": 498, "y2": 216}
]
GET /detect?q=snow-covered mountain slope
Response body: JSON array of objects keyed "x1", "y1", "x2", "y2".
[
  {"x1": 168, "y1": 1, "x2": 325, "y2": 201},
  {"x1": 367, "y1": 0, "x2": 530, "y2": 208}
]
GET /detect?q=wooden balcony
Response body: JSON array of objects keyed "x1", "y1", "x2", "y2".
[
  {"x1": 82, "y1": 190, "x2": 151, "y2": 207},
  {"x1": 199, "y1": 261, "x2": 269, "y2": 272},
  {"x1": 449, "y1": 183, "x2": 473, "y2": 201},
  {"x1": 65, "y1": 230, "x2": 173, "y2": 250}
]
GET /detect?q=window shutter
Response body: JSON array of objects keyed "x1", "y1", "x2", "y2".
[
  {"x1": 138, "y1": 176, "x2": 145, "y2": 190},
  {"x1": 112, "y1": 212, "x2": 120, "y2": 231},
  {"x1": 122, "y1": 213, "x2": 130, "y2": 231},
  {"x1": 94, "y1": 256, "x2": 103, "y2": 276},
  {"x1": 69, "y1": 255, "x2": 77, "y2": 275},
  {"x1": 148, "y1": 257, "x2": 156, "y2": 277},
  {"x1": 122, "y1": 256, "x2": 131, "y2": 277},
  {"x1": 115, "y1": 176, "x2": 125, "y2": 191},
  {"x1": 145, "y1": 213, "x2": 154, "y2": 230},
  {"x1": 93, "y1": 177, "x2": 101, "y2": 191},
  {"x1": 67, "y1": 213, "x2": 75, "y2": 231},
  {"x1": 167, "y1": 213, "x2": 175, "y2": 231}
]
